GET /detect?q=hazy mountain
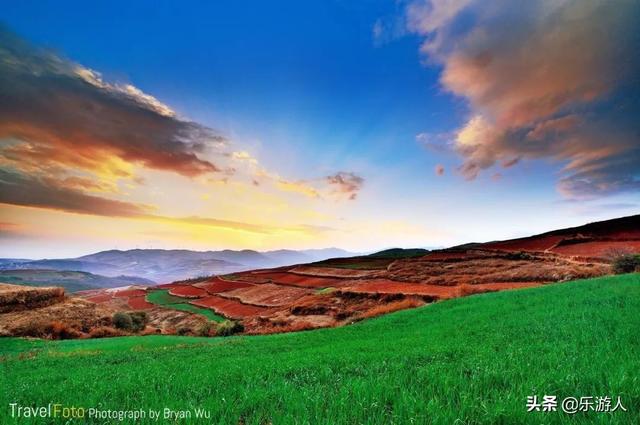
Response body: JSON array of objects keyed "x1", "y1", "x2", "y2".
[
  {"x1": 264, "y1": 248, "x2": 355, "y2": 265},
  {"x1": 0, "y1": 269, "x2": 153, "y2": 293},
  {"x1": 0, "y1": 248, "x2": 356, "y2": 284}
]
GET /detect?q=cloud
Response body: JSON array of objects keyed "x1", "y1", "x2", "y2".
[
  {"x1": 416, "y1": 132, "x2": 452, "y2": 153},
  {"x1": 0, "y1": 26, "x2": 365, "y2": 244},
  {"x1": 276, "y1": 180, "x2": 320, "y2": 198},
  {"x1": 405, "y1": 0, "x2": 640, "y2": 197},
  {"x1": 0, "y1": 221, "x2": 24, "y2": 237},
  {"x1": 146, "y1": 215, "x2": 318, "y2": 235},
  {"x1": 326, "y1": 172, "x2": 365, "y2": 200},
  {"x1": 434, "y1": 164, "x2": 445, "y2": 176},
  {"x1": 0, "y1": 27, "x2": 225, "y2": 187},
  {"x1": 0, "y1": 169, "x2": 152, "y2": 217},
  {"x1": 0, "y1": 168, "x2": 332, "y2": 236}
]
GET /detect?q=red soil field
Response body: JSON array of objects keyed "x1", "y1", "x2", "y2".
[
  {"x1": 127, "y1": 296, "x2": 154, "y2": 310},
  {"x1": 155, "y1": 283, "x2": 185, "y2": 289},
  {"x1": 550, "y1": 240, "x2": 640, "y2": 257},
  {"x1": 113, "y1": 289, "x2": 146, "y2": 298},
  {"x1": 191, "y1": 296, "x2": 268, "y2": 319},
  {"x1": 289, "y1": 266, "x2": 379, "y2": 278},
  {"x1": 221, "y1": 283, "x2": 311, "y2": 307},
  {"x1": 228, "y1": 274, "x2": 271, "y2": 284},
  {"x1": 473, "y1": 282, "x2": 543, "y2": 291},
  {"x1": 85, "y1": 294, "x2": 113, "y2": 303},
  {"x1": 482, "y1": 235, "x2": 565, "y2": 252},
  {"x1": 194, "y1": 277, "x2": 255, "y2": 293},
  {"x1": 168, "y1": 285, "x2": 208, "y2": 298},
  {"x1": 342, "y1": 279, "x2": 545, "y2": 299},
  {"x1": 341, "y1": 280, "x2": 457, "y2": 298},
  {"x1": 422, "y1": 251, "x2": 473, "y2": 261},
  {"x1": 252, "y1": 272, "x2": 347, "y2": 288}
]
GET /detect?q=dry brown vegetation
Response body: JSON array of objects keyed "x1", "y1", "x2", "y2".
[
  {"x1": 0, "y1": 283, "x2": 65, "y2": 313},
  {"x1": 385, "y1": 251, "x2": 610, "y2": 285},
  {"x1": 356, "y1": 298, "x2": 425, "y2": 320}
]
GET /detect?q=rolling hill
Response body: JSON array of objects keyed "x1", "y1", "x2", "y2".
[{"x1": 3, "y1": 274, "x2": 638, "y2": 424}]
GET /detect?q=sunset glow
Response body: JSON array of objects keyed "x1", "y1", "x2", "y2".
[{"x1": 1, "y1": 1, "x2": 638, "y2": 258}]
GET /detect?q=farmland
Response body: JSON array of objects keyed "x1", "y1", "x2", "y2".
[
  {"x1": 2, "y1": 274, "x2": 638, "y2": 424},
  {"x1": 146, "y1": 290, "x2": 225, "y2": 322},
  {"x1": 2, "y1": 215, "x2": 638, "y2": 338}
]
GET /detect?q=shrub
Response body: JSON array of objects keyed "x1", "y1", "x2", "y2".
[
  {"x1": 176, "y1": 326, "x2": 192, "y2": 336},
  {"x1": 89, "y1": 326, "x2": 122, "y2": 338},
  {"x1": 112, "y1": 312, "x2": 133, "y2": 331},
  {"x1": 197, "y1": 322, "x2": 215, "y2": 337},
  {"x1": 44, "y1": 321, "x2": 82, "y2": 340},
  {"x1": 358, "y1": 298, "x2": 424, "y2": 320},
  {"x1": 129, "y1": 311, "x2": 149, "y2": 332},
  {"x1": 612, "y1": 254, "x2": 640, "y2": 274},
  {"x1": 216, "y1": 320, "x2": 244, "y2": 336}
]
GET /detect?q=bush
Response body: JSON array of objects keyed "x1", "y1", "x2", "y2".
[
  {"x1": 176, "y1": 326, "x2": 192, "y2": 336},
  {"x1": 216, "y1": 320, "x2": 244, "y2": 336},
  {"x1": 18, "y1": 320, "x2": 82, "y2": 339},
  {"x1": 129, "y1": 311, "x2": 149, "y2": 332},
  {"x1": 89, "y1": 326, "x2": 122, "y2": 338},
  {"x1": 112, "y1": 312, "x2": 133, "y2": 331},
  {"x1": 42, "y1": 321, "x2": 82, "y2": 340},
  {"x1": 612, "y1": 254, "x2": 640, "y2": 274},
  {"x1": 197, "y1": 322, "x2": 215, "y2": 337}
]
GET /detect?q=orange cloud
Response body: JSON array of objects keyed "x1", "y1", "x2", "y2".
[
  {"x1": 0, "y1": 169, "x2": 152, "y2": 217},
  {"x1": 406, "y1": 0, "x2": 640, "y2": 196},
  {"x1": 0, "y1": 27, "x2": 224, "y2": 187}
]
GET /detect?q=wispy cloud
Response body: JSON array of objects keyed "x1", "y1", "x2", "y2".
[
  {"x1": 145, "y1": 215, "x2": 333, "y2": 235},
  {"x1": 0, "y1": 169, "x2": 153, "y2": 217},
  {"x1": 0, "y1": 26, "x2": 365, "y2": 235},
  {"x1": 405, "y1": 0, "x2": 640, "y2": 198},
  {"x1": 326, "y1": 172, "x2": 365, "y2": 200}
]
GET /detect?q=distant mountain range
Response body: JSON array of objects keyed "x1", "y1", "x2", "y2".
[
  {"x1": 0, "y1": 248, "x2": 356, "y2": 284},
  {"x1": 0, "y1": 269, "x2": 154, "y2": 293}
]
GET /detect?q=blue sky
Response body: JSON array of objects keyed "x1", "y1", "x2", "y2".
[{"x1": 0, "y1": 0, "x2": 638, "y2": 257}]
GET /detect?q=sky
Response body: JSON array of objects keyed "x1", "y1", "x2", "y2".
[{"x1": 1, "y1": 0, "x2": 638, "y2": 258}]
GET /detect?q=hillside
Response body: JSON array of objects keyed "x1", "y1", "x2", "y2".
[
  {"x1": 9, "y1": 214, "x2": 629, "y2": 336},
  {"x1": 480, "y1": 214, "x2": 640, "y2": 257},
  {"x1": 3, "y1": 274, "x2": 638, "y2": 424},
  {"x1": 0, "y1": 269, "x2": 153, "y2": 293},
  {"x1": 1, "y1": 215, "x2": 637, "y2": 338}
]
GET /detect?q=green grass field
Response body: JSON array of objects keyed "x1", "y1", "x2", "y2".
[
  {"x1": 1, "y1": 274, "x2": 639, "y2": 424},
  {"x1": 146, "y1": 289, "x2": 225, "y2": 322}
]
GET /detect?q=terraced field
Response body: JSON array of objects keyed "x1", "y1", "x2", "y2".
[
  {"x1": 146, "y1": 290, "x2": 225, "y2": 322},
  {"x1": 65, "y1": 215, "x2": 639, "y2": 336},
  {"x1": 3, "y1": 274, "x2": 638, "y2": 424}
]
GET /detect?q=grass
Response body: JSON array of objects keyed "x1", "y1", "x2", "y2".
[
  {"x1": 146, "y1": 289, "x2": 224, "y2": 322},
  {"x1": 315, "y1": 287, "x2": 336, "y2": 294},
  {"x1": 1, "y1": 274, "x2": 639, "y2": 424},
  {"x1": 367, "y1": 247, "x2": 430, "y2": 259},
  {"x1": 146, "y1": 289, "x2": 190, "y2": 305},
  {"x1": 164, "y1": 303, "x2": 225, "y2": 322},
  {"x1": 312, "y1": 257, "x2": 394, "y2": 270}
]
